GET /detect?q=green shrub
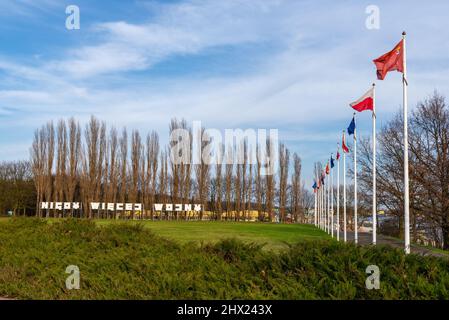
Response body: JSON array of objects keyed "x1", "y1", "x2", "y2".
[{"x1": 0, "y1": 218, "x2": 448, "y2": 299}]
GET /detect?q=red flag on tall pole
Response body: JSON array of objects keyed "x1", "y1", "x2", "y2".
[
  {"x1": 350, "y1": 85, "x2": 377, "y2": 246},
  {"x1": 373, "y1": 39, "x2": 404, "y2": 80},
  {"x1": 373, "y1": 33, "x2": 409, "y2": 254},
  {"x1": 342, "y1": 132, "x2": 349, "y2": 153},
  {"x1": 350, "y1": 87, "x2": 374, "y2": 112}
]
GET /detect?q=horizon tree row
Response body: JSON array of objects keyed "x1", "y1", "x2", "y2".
[{"x1": 30, "y1": 116, "x2": 308, "y2": 222}]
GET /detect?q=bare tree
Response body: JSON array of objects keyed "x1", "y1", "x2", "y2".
[
  {"x1": 279, "y1": 143, "x2": 290, "y2": 222},
  {"x1": 356, "y1": 92, "x2": 449, "y2": 248},
  {"x1": 225, "y1": 144, "x2": 234, "y2": 221},
  {"x1": 130, "y1": 130, "x2": 142, "y2": 219},
  {"x1": 195, "y1": 127, "x2": 211, "y2": 220},
  {"x1": 106, "y1": 127, "x2": 119, "y2": 218},
  {"x1": 66, "y1": 118, "x2": 81, "y2": 217},
  {"x1": 234, "y1": 142, "x2": 242, "y2": 221},
  {"x1": 159, "y1": 148, "x2": 169, "y2": 219},
  {"x1": 256, "y1": 144, "x2": 263, "y2": 221},
  {"x1": 246, "y1": 146, "x2": 254, "y2": 221},
  {"x1": 81, "y1": 116, "x2": 102, "y2": 218},
  {"x1": 265, "y1": 138, "x2": 275, "y2": 222},
  {"x1": 54, "y1": 119, "x2": 67, "y2": 217},
  {"x1": 146, "y1": 131, "x2": 159, "y2": 219},
  {"x1": 215, "y1": 143, "x2": 224, "y2": 220},
  {"x1": 169, "y1": 119, "x2": 181, "y2": 208},
  {"x1": 43, "y1": 122, "x2": 55, "y2": 218},
  {"x1": 118, "y1": 128, "x2": 128, "y2": 218},
  {"x1": 291, "y1": 153, "x2": 302, "y2": 222},
  {"x1": 31, "y1": 127, "x2": 47, "y2": 217}
]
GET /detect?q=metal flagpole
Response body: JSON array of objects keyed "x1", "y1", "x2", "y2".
[
  {"x1": 343, "y1": 131, "x2": 347, "y2": 242},
  {"x1": 314, "y1": 186, "x2": 317, "y2": 226},
  {"x1": 337, "y1": 145, "x2": 340, "y2": 241},
  {"x1": 322, "y1": 175, "x2": 324, "y2": 230},
  {"x1": 320, "y1": 179, "x2": 322, "y2": 229},
  {"x1": 319, "y1": 174, "x2": 321, "y2": 229},
  {"x1": 320, "y1": 176, "x2": 323, "y2": 230},
  {"x1": 314, "y1": 168, "x2": 317, "y2": 227},
  {"x1": 320, "y1": 174, "x2": 323, "y2": 229},
  {"x1": 323, "y1": 171, "x2": 326, "y2": 232},
  {"x1": 318, "y1": 177, "x2": 320, "y2": 228},
  {"x1": 354, "y1": 113, "x2": 358, "y2": 244},
  {"x1": 402, "y1": 31, "x2": 410, "y2": 254},
  {"x1": 323, "y1": 169, "x2": 327, "y2": 231},
  {"x1": 323, "y1": 170, "x2": 325, "y2": 231},
  {"x1": 372, "y1": 83, "x2": 377, "y2": 245},
  {"x1": 321, "y1": 178, "x2": 324, "y2": 229},
  {"x1": 318, "y1": 172, "x2": 321, "y2": 229},
  {"x1": 327, "y1": 167, "x2": 330, "y2": 234},
  {"x1": 331, "y1": 155, "x2": 334, "y2": 238}
]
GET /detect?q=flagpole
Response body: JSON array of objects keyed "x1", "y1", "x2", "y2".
[
  {"x1": 322, "y1": 174, "x2": 324, "y2": 230},
  {"x1": 403, "y1": 31, "x2": 410, "y2": 254},
  {"x1": 327, "y1": 168, "x2": 330, "y2": 233},
  {"x1": 319, "y1": 174, "x2": 322, "y2": 229},
  {"x1": 337, "y1": 145, "x2": 340, "y2": 241},
  {"x1": 323, "y1": 170, "x2": 326, "y2": 231},
  {"x1": 324, "y1": 169, "x2": 327, "y2": 232},
  {"x1": 321, "y1": 174, "x2": 324, "y2": 230},
  {"x1": 314, "y1": 168, "x2": 318, "y2": 227},
  {"x1": 331, "y1": 155, "x2": 334, "y2": 238},
  {"x1": 320, "y1": 176, "x2": 323, "y2": 230},
  {"x1": 324, "y1": 171, "x2": 327, "y2": 232},
  {"x1": 319, "y1": 172, "x2": 321, "y2": 229},
  {"x1": 372, "y1": 83, "x2": 377, "y2": 245},
  {"x1": 320, "y1": 174, "x2": 323, "y2": 230},
  {"x1": 354, "y1": 113, "x2": 358, "y2": 244},
  {"x1": 314, "y1": 185, "x2": 317, "y2": 226},
  {"x1": 343, "y1": 131, "x2": 347, "y2": 242},
  {"x1": 317, "y1": 181, "x2": 321, "y2": 228}
]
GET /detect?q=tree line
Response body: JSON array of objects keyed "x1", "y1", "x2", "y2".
[
  {"x1": 0, "y1": 161, "x2": 35, "y2": 216},
  {"x1": 24, "y1": 116, "x2": 309, "y2": 222}
]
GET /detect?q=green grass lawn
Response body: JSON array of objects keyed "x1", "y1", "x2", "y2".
[
  {"x1": 95, "y1": 220, "x2": 330, "y2": 251},
  {"x1": 1, "y1": 217, "x2": 330, "y2": 251}
]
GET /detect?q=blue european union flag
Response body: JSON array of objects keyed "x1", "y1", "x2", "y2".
[
  {"x1": 330, "y1": 156, "x2": 335, "y2": 168},
  {"x1": 347, "y1": 117, "x2": 356, "y2": 136}
]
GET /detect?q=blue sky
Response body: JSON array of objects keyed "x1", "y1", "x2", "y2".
[{"x1": 1, "y1": 0, "x2": 449, "y2": 187}]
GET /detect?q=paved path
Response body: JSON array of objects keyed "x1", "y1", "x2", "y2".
[{"x1": 336, "y1": 231, "x2": 448, "y2": 259}]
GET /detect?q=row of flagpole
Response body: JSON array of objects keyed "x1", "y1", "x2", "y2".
[{"x1": 312, "y1": 32, "x2": 410, "y2": 253}]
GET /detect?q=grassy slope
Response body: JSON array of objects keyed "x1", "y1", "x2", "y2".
[
  {"x1": 95, "y1": 220, "x2": 329, "y2": 250},
  {"x1": 1, "y1": 218, "x2": 449, "y2": 300}
]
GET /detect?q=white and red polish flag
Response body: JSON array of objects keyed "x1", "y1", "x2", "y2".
[{"x1": 349, "y1": 87, "x2": 374, "y2": 112}]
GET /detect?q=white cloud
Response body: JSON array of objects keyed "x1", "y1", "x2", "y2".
[
  {"x1": 0, "y1": 0, "x2": 60, "y2": 17},
  {"x1": 48, "y1": 0, "x2": 291, "y2": 78},
  {"x1": 2, "y1": 0, "x2": 449, "y2": 183}
]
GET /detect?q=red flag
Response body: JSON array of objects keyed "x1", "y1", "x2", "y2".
[
  {"x1": 325, "y1": 162, "x2": 330, "y2": 175},
  {"x1": 350, "y1": 87, "x2": 374, "y2": 112},
  {"x1": 373, "y1": 39, "x2": 404, "y2": 80},
  {"x1": 336, "y1": 150, "x2": 340, "y2": 160},
  {"x1": 342, "y1": 132, "x2": 349, "y2": 153}
]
